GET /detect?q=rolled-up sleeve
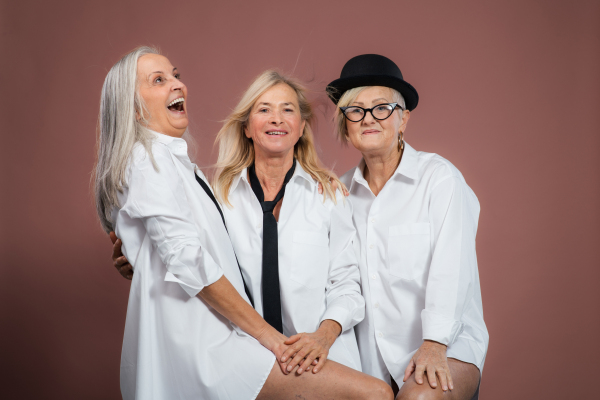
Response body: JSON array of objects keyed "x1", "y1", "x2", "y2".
[
  {"x1": 320, "y1": 193, "x2": 365, "y2": 332},
  {"x1": 123, "y1": 149, "x2": 223, "y2": 297},
  {"x1": 422, "y1": 173, "x2": 480, "y2": 345}
]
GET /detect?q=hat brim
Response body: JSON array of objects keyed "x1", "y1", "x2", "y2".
[{"x1": 326, "y1": 75, "x2": 419, "y2": 111}]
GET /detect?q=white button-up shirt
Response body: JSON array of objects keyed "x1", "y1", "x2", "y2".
[
  {"x1": 223, "y1": 163, "x2": 365, "y2": 371},
  {"x1": 113, "y1": 132, "x2": 274, "y2": 400},
  {"x1": 340, "y1": 142, "x2": 489, "y2": 384}
]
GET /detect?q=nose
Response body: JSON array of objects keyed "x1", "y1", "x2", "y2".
[
  {"x1": 362, "y1": 109, "x2": 376, "y2": 124},
  {"x1": 170, "y1": 76, "x2": 185, "y2": 92},
  {"x1": 269, "y1": 110, "x2": 283, "y2": 125}
]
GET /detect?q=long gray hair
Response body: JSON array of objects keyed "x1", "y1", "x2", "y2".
[{"x1": 93, "y1": 46, "x2": 159, "y2": 232}]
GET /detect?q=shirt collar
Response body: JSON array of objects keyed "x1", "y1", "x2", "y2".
[
  {"x1": 230, "y1": 159, "x2": 316, "y2": 195},
  {"x1": 149, "y1": 130, "x2": 189, "y2": 158},
  {"x1": 349, "y1": 141, "x2": 419, "y2": 192}
]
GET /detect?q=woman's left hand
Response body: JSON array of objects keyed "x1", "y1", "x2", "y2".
[
  {"x1": 280, "y1": 320, "x2": 341, "y2": 375},
  {"x1": 403, "y1": 340, "x2": 454, "y2": 391}
]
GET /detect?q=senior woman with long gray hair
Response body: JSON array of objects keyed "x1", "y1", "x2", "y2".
[
  {"x1": 94, "y1": 46, "x2": 392, "y2": 399},
  {"x1": 329, "y1": 54, "x2": 489, "y2": 400}
]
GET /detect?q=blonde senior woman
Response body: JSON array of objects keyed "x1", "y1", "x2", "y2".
[
  {"x1": 327, "y1": 54, "x2": 489, "y2": 400},
  {"x1": 100, "y1": 47, "x2": 391, "y2": 400}
]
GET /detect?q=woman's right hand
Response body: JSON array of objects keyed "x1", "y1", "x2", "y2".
[
  {"x1": 255, "y1": 326, "x2": 293, "y2": 375},
  {"x1": 110, "y1": 232, "x2": 133, "y2": 280}
]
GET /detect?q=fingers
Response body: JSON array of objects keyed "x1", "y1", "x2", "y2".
[
  {"x1": 284, "y1": 333, "x2": 302, "y2": 345},
  {"x1": 414, "y1": 364, "x2": 426, "y2": 385},
  {"x1": 280, "y1": 336, "x2": 302, "y2": 363},
  {"x1": 112, "y1": 238, "x2": 123, "y2": 261},
  {"x1": 287, "y1": 346, "x2": 310, "y2": 373},
  {"x1": 297, "y1": 350, "x2": 321, "y2": 375},
  {"x1": 447, "y1": 369, "x2": 454, "y2": 391},
  {"x1": 403, "y1": 359, "x2": 415, "y2": 382},
  {"x1": 276, "y1": 359, "x2": 289, "y2": 375},
  {"x1": 109, "y1": 231, "x2": 118, "y2": 244},
  {"x1": 317, "y1": 182, "x2": 323, "y2": 194},
  {"x1": 122, "y1": 264, "x2": 134, "y2": 280},
  {"x1": 312, "y1": 354, "x2": 327, "y2": 373},
  {"x1": 437, "y1": 369, "x2": 449, "y2": 392},
  {"x1": 115, "y1": 256, "x2": 129, "y2": 268},
  {"x1": 426, "y1": 365, "x2": 437, "y2": 389}
]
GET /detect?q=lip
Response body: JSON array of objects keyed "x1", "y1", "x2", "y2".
[
  {"x1": 166, "y1": 96, "x2": 186, "y2": 115},
  {"x1": 362, "y1": 129, "x2": 380, "y2": 135},
  {"x1": 265, "y1": 130, "x2": 288, "y2": 136}
]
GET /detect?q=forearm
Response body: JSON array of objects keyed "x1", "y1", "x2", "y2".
[{"x1": 198, "y1": 275, "x2": 274, "y2": 341}]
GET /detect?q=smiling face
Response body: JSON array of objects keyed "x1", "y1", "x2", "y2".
[
  {"x1": 137, "y1": 54, "x2": 188, "y2": 137},
  {"x1": 244, "y1": 83, "x2": 305, "y2": 159},
  {"x1": 345, "y1": 86, "x2": 410, "y2": 158}
]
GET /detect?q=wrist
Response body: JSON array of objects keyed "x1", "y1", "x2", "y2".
[
  {"x1": 319, "y1": 320, "x2": 342, "y2": 345},
  {"x1": 423, "y1": 339, "x2": 448, "y2": 350}
]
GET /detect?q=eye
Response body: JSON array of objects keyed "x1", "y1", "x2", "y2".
[
  {"x1": 258, "y1": 108, "x2": 268, "y2": 113},
  {"x1": 154, "y1": 76, "x2": 163, "y2": 84},
  {"x1": 376, "y1": 105, "x2": 391, "y2": 112},
  {"x1": 174, "y1": 73, "x2": 181, "y2": 80},
  {"x1": 284, "y1": 108, "x2": 294, "y2": 113}
]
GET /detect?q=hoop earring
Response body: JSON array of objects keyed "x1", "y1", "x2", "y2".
[{"x1": 398, "y1": 131, "x2": 405, "y2": 152}]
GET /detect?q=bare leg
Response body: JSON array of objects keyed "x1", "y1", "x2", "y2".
[
  {"x1": 396, "y1": 358, "x2": 479, "y2": 400},
  {"x1": 257, "y1": 359, "x2": 393, "y2": 400}
]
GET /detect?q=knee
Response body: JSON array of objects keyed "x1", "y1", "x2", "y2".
[
  {"x1": 365, "y1": 379, "x2": 394, "y2": 400},
  {"x1": 397, "y1": 385, "x2": 443, "y2": 400}
]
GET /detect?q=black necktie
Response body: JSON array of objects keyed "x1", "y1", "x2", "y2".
[
  {"x1": 194, "y1": 172, "x2": 254, "y2": 308},
  {"x1": 248, "y1": 159, "x2": 296, "y2": 333}
]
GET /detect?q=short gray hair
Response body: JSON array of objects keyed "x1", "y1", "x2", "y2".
[
  {"x1": 93, "y1": 46, "x2": 159, "y2": 232},
  {"x1": 333, "y1": 86, "x2": 405, "y2": 143}
]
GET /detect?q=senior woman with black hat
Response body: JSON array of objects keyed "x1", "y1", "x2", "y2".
[{"x1": 328, "y1": 54, "x2": 488, "y2": 400}]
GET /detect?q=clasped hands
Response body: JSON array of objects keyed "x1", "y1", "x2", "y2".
[{"x1": 258, "y1": 319, "x2": 341, "y2": 376}]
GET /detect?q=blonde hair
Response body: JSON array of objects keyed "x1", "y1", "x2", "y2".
[
  {"x1": 214, "y1": 70, "x2": 342, "y2": 206},
  {"x1": 333, "y1": 86, "x2": 406, "y2": 143},
  {"x1": 93, "y1": 46, "x2": 160, "y2": 232}
]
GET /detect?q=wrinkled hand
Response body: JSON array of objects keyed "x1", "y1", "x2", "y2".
[
  {"x1": 280, "y1": 320, "x2": 341, "y2": 375},
  {"x1": 255, "y1": 327, "x2": 293, "y2": 375},
  {"x1": 403, "y1": 340, "x2": 453, "y2": 391},
  {"x1": 110, "y1": 232, "x2": 133, "y2": 280}
]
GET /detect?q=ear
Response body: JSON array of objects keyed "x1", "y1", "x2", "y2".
[
  {"x1": 244, "y1": 125, "x2": 251, "y2": 139},
  {"x1": 399, "y1": 110, "x2": 410, "y2": 133},
  {"x1": 300, "y1": 120, "x2": 306, "y2": 137}
]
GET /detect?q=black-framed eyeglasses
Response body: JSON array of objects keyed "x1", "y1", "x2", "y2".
[{"x1": 340, "y1": 103, "x2": 404, "y2": 123}]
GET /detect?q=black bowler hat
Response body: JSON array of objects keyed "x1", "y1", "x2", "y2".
[{"x1": 326, "y1": 54, "x2": 419, "y2": 111}]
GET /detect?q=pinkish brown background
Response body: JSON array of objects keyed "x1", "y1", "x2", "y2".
[{"x1": 1, "y1": 0, "x2": 599, "y2": 398}]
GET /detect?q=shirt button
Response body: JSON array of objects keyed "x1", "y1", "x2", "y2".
[
  {"x1": 369, "y1": 244, "x2": 374, "y2": 249},
  {"x1": 377, "y1": 331, "x2": 384, "y2": 338},
  {"x1": 373, "y1": 302, "x2": 380, "y2": 309},
  {"x1": 371, "y1": 274, "x2": 377, "y2": 280},
  {"x1": 371, "y1": 218, "x2": 375, "y2": 223}
]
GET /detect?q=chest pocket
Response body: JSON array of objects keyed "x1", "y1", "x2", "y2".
[
  {"x1": 387, "y1": 222, "x2": 431, "y2": 280},
  {"x1": 290, "y1": 230, "x2": 330, "y2": 289}
]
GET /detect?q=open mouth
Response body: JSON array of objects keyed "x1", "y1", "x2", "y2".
[
  {"x1": 266, "y1": 130, "x2": 287, "y2": 136},
  {"x1": 167, "y1": 97, "x2": 185, "y2": 113}
]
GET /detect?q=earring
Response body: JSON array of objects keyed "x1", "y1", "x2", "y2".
[{"x1": 398, "y1": 131, "x2": 405, "y2": 152}]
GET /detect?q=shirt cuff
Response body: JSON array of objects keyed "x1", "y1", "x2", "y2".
[
  {"x1": 320, "y1": 306, "x2": 352, "y2": 333},
  {"x1": 165, "y1": 268, "x2": 223, "y2": 298},
  {"x1": 421, "y1": 309, "x2": 464, "y2": 346}
]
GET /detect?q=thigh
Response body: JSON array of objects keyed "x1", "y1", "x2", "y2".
[
  {"x1": 257, "y1": 359, "x2": 394, "y2": 400},
  {"x1": 396, "y1": 358, "x2": 480, "y2": 400}
]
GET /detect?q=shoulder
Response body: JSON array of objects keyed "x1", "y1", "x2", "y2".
[
  {"x1": 415, "y1": 149, "x2": 466, "y2": 186},
  {"x1": 340, "y1": 165, "x2": 357, "y2": 187},
  {"x1": 130, "y1": 140, "x2": 174, "y2": 170}
]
